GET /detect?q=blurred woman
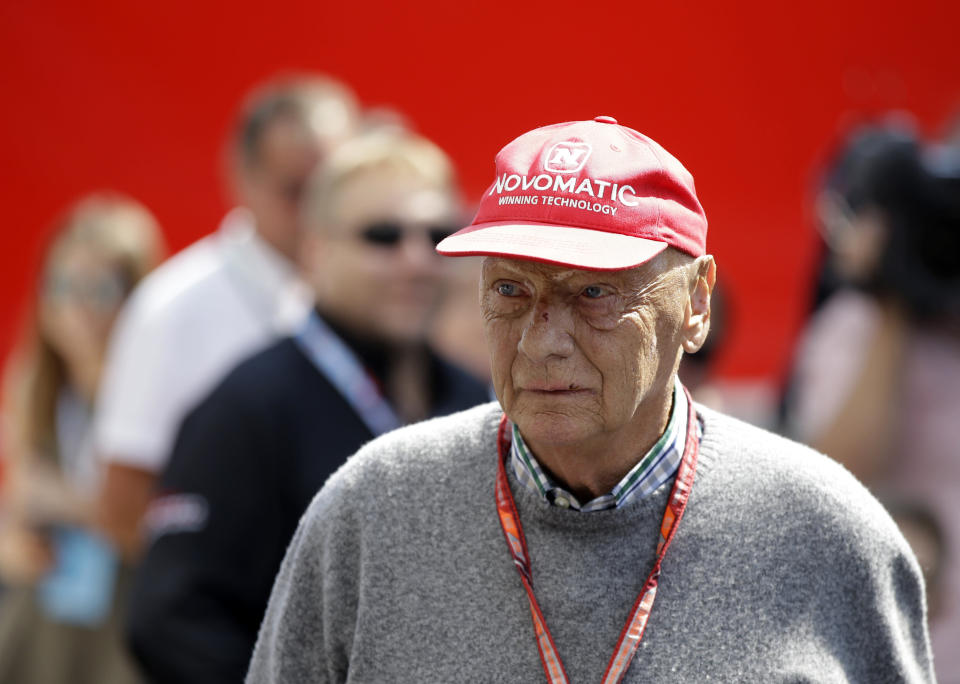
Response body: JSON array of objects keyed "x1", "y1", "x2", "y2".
[
  {"x1": 782, "y1": 126, "x2": 960, "y2": 680},
  {"x1": 0, "y1": 193, "x2": 164, "y2": 683}
]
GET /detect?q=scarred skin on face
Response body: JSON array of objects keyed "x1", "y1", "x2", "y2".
[{"x1": 481, "y1": 250, "x2": 714, "y2": 499}]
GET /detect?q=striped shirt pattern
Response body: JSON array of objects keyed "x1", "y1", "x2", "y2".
[{"x1": 510, "y1": 377, "x2": 688, "y2": 512}]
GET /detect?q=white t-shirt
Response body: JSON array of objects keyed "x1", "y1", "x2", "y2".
[{"x1": 94, "y1": 209, "x2": 310, "y2": 473}]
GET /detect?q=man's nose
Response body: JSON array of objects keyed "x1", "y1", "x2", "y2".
[
  {"x1": 399, "y1": 231, "x2": 440, "y2": 274},
  {"x1": 517, "y1": 299, "x2": 575, "y2": 362}
]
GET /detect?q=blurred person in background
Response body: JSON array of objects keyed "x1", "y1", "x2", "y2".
[
  {"x1": 883, "y1": 496, "x2": 948, "y2": 627},
  {"x1": 782, "y1": 124, "x2": 960, "y2": 680},
  {"x1": 94, "y1": 74, "x2": 360, "y2": 560},
  {"x1": 126, "y1": 128, "x2": 489, "y2": 683},
  {"x1": 0, "y1": 194, "x2": 164, "y2": 683},
  {"x1": 430, "y1": 255, "x2": 493, "y2": 384}
]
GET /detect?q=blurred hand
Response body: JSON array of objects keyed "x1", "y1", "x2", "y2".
[
  {"x1": 0, "y1": 521, "x2": 53, "y2": 584},
  {"x1": 13, "y1": 460, "x2": 91, "y2": 527}
]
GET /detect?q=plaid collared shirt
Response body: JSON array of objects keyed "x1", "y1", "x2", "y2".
[{"x1": 510, "y1": 377, "x2": 689, "y2": 512}]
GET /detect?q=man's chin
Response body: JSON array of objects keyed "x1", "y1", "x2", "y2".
[{"x1": 511, "y1": 409, "x2": 600, "y2": 451}]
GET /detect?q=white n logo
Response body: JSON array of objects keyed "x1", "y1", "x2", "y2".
[{"x1": 544, "y1": 142, "x2": 592, "y2": 173}]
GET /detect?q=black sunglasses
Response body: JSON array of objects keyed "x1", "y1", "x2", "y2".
[{"x1": 359, "y1": 221, "x2": 457, "y2": 248}]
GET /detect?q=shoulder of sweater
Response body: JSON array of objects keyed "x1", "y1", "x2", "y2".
[
  {"x1": 299, "y1": 402, "x2": 502, "y2": 518},
  {"x1": 695, "y1": 405, "x2": 912, "y2": 560},
  {"x1": 350, "y1": 400, "x2": 500, "y2": 470},
  {"x1": 697, "y1": 402, "x2": 854, "y2": 483}
]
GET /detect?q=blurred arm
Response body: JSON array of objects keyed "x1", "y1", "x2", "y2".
[
  {"x1": 127, "y1": 387, "x2": 283, "y2": 684},
  {"x1": 810, "y1": 302, "x2": 906, "y2": 483},
  {"x1": 97, "y1": 463, "x2": 155, "y2": 560},
  {"x1": 93, "y1": 284, "x2": 193, "y2": 560},
  {"x1": 0, "y1": 456, "x2": 54, "y2": 583},
  {"x1": 785, "y1": 292, "x2": 905, "y2": 483}
]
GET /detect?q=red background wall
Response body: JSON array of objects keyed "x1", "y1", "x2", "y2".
[{"x1": 2, "y1": 0, "x2": 958, "y2": 381}]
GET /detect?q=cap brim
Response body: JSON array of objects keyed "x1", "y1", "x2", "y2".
[{"x1": 436, "y1": 221, "x2": 668, "y2": 271}]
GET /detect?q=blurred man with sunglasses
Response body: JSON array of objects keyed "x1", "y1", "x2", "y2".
[
  {"x1": 126, "y1": 128, "x2": 489, "y2": 683},
  {"x1": 94, "y1": 74, "x2": 360, "y2": 563}
]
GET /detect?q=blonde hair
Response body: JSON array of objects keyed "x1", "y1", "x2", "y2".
[
  {"x1": 2, "y1": 193, "x2": 165, "y2": 464},
  {"x1": 302, "y1": 128, "x2": 457, "y2": 226}
]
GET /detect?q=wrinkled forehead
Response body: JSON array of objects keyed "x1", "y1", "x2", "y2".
[{"x1": 481, "y1": 253, "x2": 679, "y2": 289}]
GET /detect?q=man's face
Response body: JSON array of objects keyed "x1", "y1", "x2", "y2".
[
  {"x1": 481, "y1": 253, "x2": 692, "y2": 452},
  {"x1": 238, "y1": 112, "x2": 351, "y2": 259},
  {"x1": 303, "y1": 167, "x2": 457, "y2": 345}
]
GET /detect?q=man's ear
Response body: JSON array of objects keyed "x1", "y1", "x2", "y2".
[{"x1": 682, "y1": 256, "x2": 716, "y2": 354}]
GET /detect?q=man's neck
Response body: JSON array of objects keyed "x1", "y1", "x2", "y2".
[
  {"x1": 385, "y1": 346, "x2": 431, "y2": 424},
  {"x1": 317, "y1": 309, "x2": 433, "y2": 423},
  {"x1": 252, "y1": 219, "x2": 298, "y2": 262},
  {"x1": 523, "y1": 388, "x2": 675, "y2": 502}
]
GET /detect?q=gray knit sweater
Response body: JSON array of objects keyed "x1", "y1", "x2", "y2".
[{"x1": 248, "y1": 403, "x2": 935, "y2": 683}]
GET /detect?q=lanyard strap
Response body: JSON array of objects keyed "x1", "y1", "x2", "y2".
[
  {"x1": 294, "y1": 312, "x2": 402, "y2": 437},
  {"x1": 495, "y1": 389, "x2": 700, "y2": 684}
]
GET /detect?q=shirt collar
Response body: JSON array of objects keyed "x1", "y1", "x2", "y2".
[
  {"x1": 218, "y1": 208, "x2": 311, "y2": 332},
  {"x1": 509, "y1": 376, "x2": 688, "y2": 512}
]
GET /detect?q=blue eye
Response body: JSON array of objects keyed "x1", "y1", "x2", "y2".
[
  {"x1": 582, "y1": 285, "x2": 607, "y2": 299},
  {"x1": 497, "y1": 282, "x2": 520, "y2": 296}
]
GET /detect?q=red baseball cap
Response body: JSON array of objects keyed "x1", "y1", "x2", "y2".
[{"x1": 436, "y1": 116, "x2": 707, "y2": 270}]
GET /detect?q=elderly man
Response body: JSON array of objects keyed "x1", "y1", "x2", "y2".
[{"x1": 247, "y1": 117, "x2": 934, "y2": 682}]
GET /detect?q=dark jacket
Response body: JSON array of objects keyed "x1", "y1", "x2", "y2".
[{"x1": 127, "y1": 334, "x2": 488, "y2": 683}]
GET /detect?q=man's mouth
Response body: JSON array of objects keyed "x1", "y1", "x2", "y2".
[{"x1": 520, "y1": 383, "x2": 592, "y2": 394}]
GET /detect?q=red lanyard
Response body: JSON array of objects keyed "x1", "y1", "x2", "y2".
[{"x1": 495, "y1": 389, "x2": 700, "y2": 684}]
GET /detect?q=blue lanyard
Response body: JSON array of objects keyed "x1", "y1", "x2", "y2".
[{"x1": 294, "y1": 312, "x2": 402, "y2": 437}]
